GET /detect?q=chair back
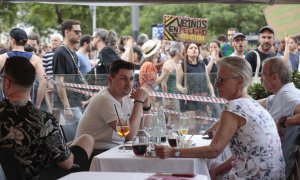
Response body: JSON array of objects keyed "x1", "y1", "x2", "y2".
[
  {"x1": 60, "y1": 121, "x2": 79, "y2": 143},
  {"x1": 0, "y1": 164, "x2": 7, "y2": 180},
  {"x1": 0, "y1": 147, "x2": 25, "y2": 180}
]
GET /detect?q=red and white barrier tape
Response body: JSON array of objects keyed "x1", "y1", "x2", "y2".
[
  {"x1": 54, "y1": 81, "x2": 219, "y2": 122},
  {"x1": 58, "y1": 82, "x2": 227, "y2": 104}
]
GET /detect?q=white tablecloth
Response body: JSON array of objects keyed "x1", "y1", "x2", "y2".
[
  {"x1": 59, "y1": 172, "x2": 209, "y2": 180},
  {"x1": 90, "y1": 135, "x2": 218, "y2": 177}
]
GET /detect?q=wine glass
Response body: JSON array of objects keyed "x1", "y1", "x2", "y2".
[
  {"x1": 116, "y1": 118, "x2": 130, "y2": 152},
  {"x1": 179, "y1": 115, "x2": 189, "y2": 136}
]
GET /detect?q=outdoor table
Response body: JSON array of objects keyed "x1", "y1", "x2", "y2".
[
  {"x1": 59, "y1": 172, "x2": 209, "y2": 180},
  {"x1": 90, "y1": 135, "x2": 231, "y2": 178}
]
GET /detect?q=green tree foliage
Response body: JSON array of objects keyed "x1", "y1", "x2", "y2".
[
  {"x1": 1, "y1": 3, "x2": 267, "y2": 40},
  {"x1": 0, "y1": 3, "x2": 18, "y2": 33},
  {"x1": 139, "y1": 4, "x2": 267, "y2": 39}
]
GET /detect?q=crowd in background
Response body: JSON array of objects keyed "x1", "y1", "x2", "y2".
[{"x1": 0, "y1": 20, "x2": 300, "y2": 179}]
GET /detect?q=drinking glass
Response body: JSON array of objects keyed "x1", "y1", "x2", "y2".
[
  {"x1": 132, "y1": 135, "x2": 148, "y2": 156},
  {"x1": 179, "y1": 115, "x2": 189, "y2": 136},
  {"x1": 140, "y1": 113, "x2": 154, "y2": 136},
  {"x1": 116, "y1": 118, "x2": 130, "y2": 152},
  {"x1": 167, "y1": 129, "x2": 179, "y2": 147}
]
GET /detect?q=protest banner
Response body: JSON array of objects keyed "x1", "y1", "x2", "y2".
[{"x1": 163, "y1": 15, "x2": 208, "y2": 43}]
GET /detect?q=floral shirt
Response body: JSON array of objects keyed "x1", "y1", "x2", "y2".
[
  {"x1": 0, "y1": 99, "x2": 70, "y2": 180},
  {"x1": 223, "y1": 98, "x2": 285, "y2": 179}
]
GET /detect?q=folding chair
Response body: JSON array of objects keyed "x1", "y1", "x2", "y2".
[{"x1": 60, "y1": 121, "x2": 79, "y2": 143}]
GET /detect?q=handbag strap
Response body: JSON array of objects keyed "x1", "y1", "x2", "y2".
[
  {"x1": 251, "y1": 50, "x2": 260, "y2": 79},
  {"x1": 62, "y1": 44, "x2": 87, "y2": 84}
]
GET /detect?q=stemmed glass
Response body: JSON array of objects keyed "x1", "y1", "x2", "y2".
[
  {"x1": 116, "y1": 118, "x2": 130, "y2": 152},
  {"x1": 114, "y1": 104, "x2": 130, "y2": 152}
]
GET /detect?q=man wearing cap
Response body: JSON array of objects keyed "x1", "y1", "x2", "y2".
[
  {"x1": 0, "y1": 27, "x2": 47, "y2": 109},
  {"x1": 245, "y1": 26, "x2": 276, "y2": 74},
  {"x1": 230, "y1": 32, "x2": 246, "y2": 58},
  {"x1": 52, "y1": 19, "x2": 84, "y2": 125}
]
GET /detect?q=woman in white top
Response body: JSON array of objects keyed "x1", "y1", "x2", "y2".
[{"x1": 155, "y1": 56, "x2": 285, "y2": 179}]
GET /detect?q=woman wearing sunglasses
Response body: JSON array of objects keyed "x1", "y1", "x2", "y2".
[{"x1": 156, "y1": 56, "x2": 285, "y2": 179}]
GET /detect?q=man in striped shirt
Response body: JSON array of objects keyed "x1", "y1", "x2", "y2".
[{"x1": 42, "y1": 33, "x2": 63, "y2": 113}]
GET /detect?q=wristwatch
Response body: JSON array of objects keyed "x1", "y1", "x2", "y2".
[{"x1": 174, "y1": 148, "x2": 181, "y2": 157}]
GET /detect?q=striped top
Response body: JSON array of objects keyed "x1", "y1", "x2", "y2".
[{"x1": 42, "y1": 51, "x2": 54, "y2": 79}]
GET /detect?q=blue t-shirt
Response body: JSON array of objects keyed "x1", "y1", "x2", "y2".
[{"x1": 76, "y1": 52, "x2": 91, "y2": 74}]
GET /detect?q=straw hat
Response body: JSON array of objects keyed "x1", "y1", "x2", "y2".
[{"x1": 142, "y1": 40, "x2": 161, "y2": 58}]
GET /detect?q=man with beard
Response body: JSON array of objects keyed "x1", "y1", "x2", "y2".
[
  {"x1": 91, "y1": 28, "x2": 108, "y2": 52},
  {"x1": 230, "y1": 32, "x2": 246, "y2": 58},
  {"x1": 52, "y1": 19, "x2": 84, "y2": 125},
  {"x1": 246, "y1": 26, "x2": 276, "y2": 74},
  {"x1": 76, "y1": 35, "x2": 93, "y2": 74},
  {"x1": 76, "y1": 60, "x2": 150, "y2": 156}
]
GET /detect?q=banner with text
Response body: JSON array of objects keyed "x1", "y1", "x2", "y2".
[{"x1": 163, "y1": 15, "x2": 208, "y2": 43}]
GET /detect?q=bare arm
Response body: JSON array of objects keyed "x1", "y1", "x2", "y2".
[
  {"x1": 282, "y1": 104, "x2": 300, "y2": 127},
  {"x1": 175, "y1": 64, "x2": 187, "y2": 94},
  {"x1": 56, "y1": 75, "x2": 73, "y2": 120},
  {"x1": 154, "y1": 63, "x2": 170, "y2": 85},
  {"x1": 155, "y1": 111, "x2": 243, "y2": 159},
  {"x1": 205, "y1": 69, "x2": 215, "y2": 97},
  {"x1": 282, "y1": 36, "x2": 290, "y2": 61},
  {"x1": 108, "y1": 88, "x2": 149, "y2": 140},
  {"x1": 120, "y1": 38, "x2": 134, "y2": 62},
  {"x1": 32, "y1": 55, "x2": 47, "y2": 108}
]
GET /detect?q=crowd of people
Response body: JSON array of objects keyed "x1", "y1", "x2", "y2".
[{"x1": 0, "y1": 18, "x2": 299, "y2": 179}]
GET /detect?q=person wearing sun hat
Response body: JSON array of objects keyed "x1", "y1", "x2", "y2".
[{"x1": 139, "y1": 40, "x2": 169, "y2": 91}]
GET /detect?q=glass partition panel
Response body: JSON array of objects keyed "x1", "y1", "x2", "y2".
[{"x1": 0, "y1": 72, "x2": 223, "y2": 134}]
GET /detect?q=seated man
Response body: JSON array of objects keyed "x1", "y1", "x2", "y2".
[
  {"x1": 0, "y1": 56, "x2": 94, "y2": 180},
  {"x1": 76, "y1": 60, "x2": 150, "y2": 155},
  {"x1": 259, "y1": 57, "x2": 300, "y2": 178}
]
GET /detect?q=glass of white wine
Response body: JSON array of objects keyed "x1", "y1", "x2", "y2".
[
  {"x1": 179, "y1": 115, "x2": 189, "y2": 136},
  {"x1": 116, "y1": 118, "x2": 130, "y2": 152}
]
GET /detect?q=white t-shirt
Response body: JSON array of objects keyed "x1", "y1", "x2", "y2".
[{"x1": 76, "y1": 88, "x2": 133, "y2": 150}]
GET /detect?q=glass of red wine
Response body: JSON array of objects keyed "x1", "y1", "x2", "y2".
[
  {"x1": 132, "y1": 135, "x2": 148, "y2": 156},
  {"x1": 167, "y1": 129, "x2": 179, "y2": 147}
]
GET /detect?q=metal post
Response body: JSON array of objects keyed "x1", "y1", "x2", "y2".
[
  {"x1": 131, "y1": 5, "x2": 139, "y2": 40},
  {"x1": 90, "y1": 5, "x2": 97, "y2": 33}
]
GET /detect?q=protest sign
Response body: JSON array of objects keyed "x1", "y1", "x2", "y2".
[{"x1": 163, "y1": 15, "x2": 208, "y2": 43}]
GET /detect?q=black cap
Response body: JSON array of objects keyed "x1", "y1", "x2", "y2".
[
  {"x1": 259, "y1": 26, "x2": 274, "y2": 34},
  {"x1": 9, "y1": 28, "x2": 28, "y2": 44},
  {"x1": 232, "y1": 32, "x2": 246, "y2": 41}
]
